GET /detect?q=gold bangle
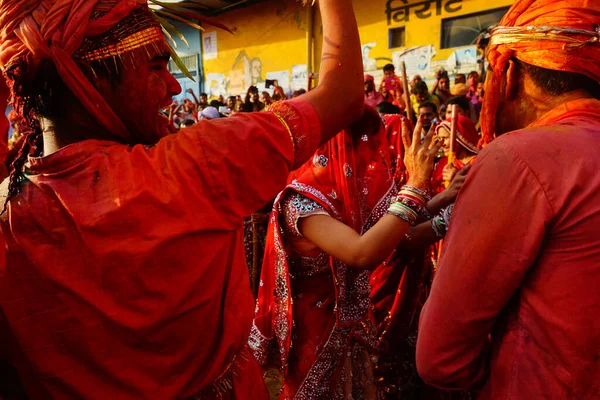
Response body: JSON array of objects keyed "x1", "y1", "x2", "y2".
[{"x1": 273, "y1": 112, "x2": 296, "y2": 166}]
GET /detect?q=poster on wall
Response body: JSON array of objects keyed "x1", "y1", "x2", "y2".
[
  {"x1": 203, "y1": 31, "x2": 218, "y2": 60},
  {"x1": 446, "y1": 45, "x2": 478, "y2": 73},
  {"x1": 229, "y1": 70, "x2": 244, "y2": 95},
  {"x1": 392, "y1": 45, "x2": 435, "y2": 78},
  {"x1": 362, "y1": 42, "x2": 378, "y2": 72},
  {"x1": 291, "y1": 64, "x2": 308, "y2": 91},
  {"x1": 205, "y1": 73, "x2": 226, "y2": 97},
  {"x1": 266, "y1": 71, "x2": 290, "y2": 91}
]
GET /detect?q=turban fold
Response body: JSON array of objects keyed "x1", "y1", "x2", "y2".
[
  {"x1": 0, "y1": 0, "x2": 154, "y2": 139},
  {"x1": 481, "y1": 0, "x2": 600, "y2": 144}
]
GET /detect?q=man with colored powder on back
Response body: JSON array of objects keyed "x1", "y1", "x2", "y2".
[
  {"x1": 417, "y1": 1, "x2": 600, "y2": 398},
  {"x1": 0, "y1": 0, "x2": 364, "y2": 398}
]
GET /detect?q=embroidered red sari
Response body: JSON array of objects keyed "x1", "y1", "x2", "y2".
[{"x1": 251, "y1": 108, "x2": 397, "y2": 399}]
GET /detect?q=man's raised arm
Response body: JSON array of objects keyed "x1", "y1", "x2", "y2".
[{"x1": 302, "y1": 0, "x2": 364, "y2": 144}]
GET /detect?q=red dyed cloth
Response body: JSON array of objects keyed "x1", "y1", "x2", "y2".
[
  {"x1": 417, "y1": 98, "x2": 600, "y2": 398},
  {"x1": 0, "y1": 99, "x2": 320, "y2": 400},
  {"x1": 252, "y1": 107, "x2": 394, "y2": 399}
]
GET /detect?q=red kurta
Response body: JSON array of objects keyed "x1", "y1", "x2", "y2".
[
  {"x1": 0, "y1": 99, "x2": 320, "y2": 400},
  {"x1": 417, "y1": 98, "x2": 600, "y2": 398}
]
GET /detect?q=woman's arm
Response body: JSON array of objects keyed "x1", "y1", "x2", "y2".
[
  {"x1": 299, "y1": 116, "x2": 441, "y2": 269},
  {"x1": 299, "y1": 213, "x2": 411, "y2": 270}
]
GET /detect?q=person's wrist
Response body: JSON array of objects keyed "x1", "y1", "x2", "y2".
[{"x1": 407, "y1": 177, "x2": 429, "y2": 191}]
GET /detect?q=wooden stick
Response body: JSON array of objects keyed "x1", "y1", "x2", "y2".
[
  {"x1": 445, "y1": 104, "x2": 459, "y2": 187},
  {"x1": 251, "y1": 220, "x2": 260, "y2": 298},
  {"x1": 401, "y1": 61, "x2": 413, "y2": 122}
]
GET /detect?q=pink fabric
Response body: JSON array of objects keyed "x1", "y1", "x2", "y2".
[
  {"x1": 416, "y1": 98, "x2": 600, "y2": 398},
  {"x1": 365, "y1": 91, "x2": 384, "y2": 109}
]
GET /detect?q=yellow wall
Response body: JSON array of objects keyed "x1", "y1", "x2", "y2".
[
  {"x1": 202, "y1": 0, "x2": 309, "y2": 96},
  {"x1": 202, "y1": 0, "x2": 514, "y2": 96},
  {"x1": 354, "y1": 0, "x2": 513, "y2": 69}
]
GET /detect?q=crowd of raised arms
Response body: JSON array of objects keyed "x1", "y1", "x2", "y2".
[{"x1": 0, "y1": 0, "x2": 599, "y2": 399}]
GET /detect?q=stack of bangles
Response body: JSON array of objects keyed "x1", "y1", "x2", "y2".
[
  {"x1": 387, "y1": 185, "x2": 431, "y2": 226},
  {"x1": 432, "y1": 203, "x2": 454, "y2": 238}
]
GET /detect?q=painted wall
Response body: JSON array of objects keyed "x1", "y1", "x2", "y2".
[
  {"x1": 200, "y1": 0, "x2": 310, "y2": 98},
  {"x1": 177, "y1": 0, "x2": 514, "y2": 97}
]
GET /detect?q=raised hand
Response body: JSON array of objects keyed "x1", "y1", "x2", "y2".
[{"x1": 402, "y1": 115, "x2": 442, "y2": 189}]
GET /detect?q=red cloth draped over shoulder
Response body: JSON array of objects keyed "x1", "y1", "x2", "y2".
[{"x1": 0, "y1": 99, "x2": 320, "y2": 400}]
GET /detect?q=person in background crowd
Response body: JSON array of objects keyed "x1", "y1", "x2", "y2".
[
  {"x1": 245, "y1": 86, "x2": 265, "y2": 112},
  {"x1": 260, "y1": 91, "x2": 273, "y2": 107},
  {"x1": 235, "y1": 94, "x2": 243, "y2": 104},
  {"x1": 418, "y1": 102, "x2": 438, "y2": 134},
  {"x1": 417, "y1": 2, "x2": 600, "y2": 399},
  {"x1": 432, "y1": 69, "x2": 452, "y2": 105},
  {"x1": 439, "y1": 104, "x2": 447, "y2": 122},
  {"x1": 431, "y1": 115, "x2": 479, "y2": 194},
  {"x1": 0, "y1": 0, "x2": 365, "y2": 398},
  {"x1": 411, "y1": 81, "x2": 440, "y2": 117},
  {"x1": 364, "y1": 73, "x2": 384, "y2": 108},
  {"x1": 199, "y1": 107, "x2": 221, "y2": 120},
  {"x1": 410, "y1": 74, "x2": 423, "y2": 87},
  {"x1": 380, "y1": 63, "x2": 403, "y2": 103},
  {"x1": 446, "y1": 95, "x2": 477, "y2": 126},
  {"x1": 476, "y1": 78, "x2": 485, "y2": 99},
  {"x1": 451, "y1": 82, "x2": 469, "y2": 97},
  {"x1": 454, "y1": 73, "x2": 466, "y2": 85},
  {"x1": 198, "y1": 92, "x2": 209, "y2": 110},
  {"x1": 181, "y1": 119, "x2": 196, "y2": 128},
  {"x1": 376, "y1": 101, "x2": 401, "y2": 115},
  {"x1": 217, "y1": 95, "x2": 225, "y2": 106},
  {"x1": 466, "y1": 71, "x2": 482, "y2": 119},
  {"x1": 292, "y1": 89, "x2": 307, "y2": 98},
  {"x1": 273, "y1": 85, "x2": 288, "y2": 101}
]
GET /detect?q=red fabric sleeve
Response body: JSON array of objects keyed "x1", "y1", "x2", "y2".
[
  {"x1": 416, "y1": 139, "x2": 553, "y2": 389},
  {"x1": 162, "y1": 98, "x2": 321, "y2": 228},
  {"x1": 0, "y1": 114, "x2": 8, "y2": 163}
]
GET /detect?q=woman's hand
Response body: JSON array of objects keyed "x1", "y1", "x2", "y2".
[
  {"x1": 442, "y1": 163, "x2": 458, "y2": 183},
  {"x1": 445, "y1": 164, "x2": 471, "y2": 203},
  {"x1": 402, "y1": 116, "x2": 442, "y2": 190}
]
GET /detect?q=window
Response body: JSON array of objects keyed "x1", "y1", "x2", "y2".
[
  {"x1": 440, "y1": 7, "x2": 509, "y2": 49},
  {"x1": 388, "y1": 27, "x2": 406, "y2": 49},
  {"x1": 168, "y1": 54, "x2": 200, "y2": 79}
]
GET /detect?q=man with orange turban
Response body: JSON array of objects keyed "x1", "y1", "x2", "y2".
[
  {"x1": 416, "y1": 1, "x2": 600, "y2": 398},
  {"x1": 0, "y1": 0, "x2": 365, "y2": 399}
]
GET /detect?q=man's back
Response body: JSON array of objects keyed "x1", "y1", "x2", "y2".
[
  {"x1": 0, "y1": 104, "x2": 320, "y2": 399},
  {"x1": 417, "y1": 99, "x2": 600, "y2": 399}
]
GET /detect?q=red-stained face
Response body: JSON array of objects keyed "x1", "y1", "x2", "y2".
[
  {"x1": 97, "y1": 42, "x2": 182, "y2": 144},
  {"x1": 98, "y1": 43, "x2": 181, "y2": 144}
]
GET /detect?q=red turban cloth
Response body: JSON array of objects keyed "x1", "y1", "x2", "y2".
[
  {"x1": 481, "y1": 0, "x2": 600, "y2": 144},
  {"x1": 0, "y1": 0, "x2": 160, "y2": 140}
]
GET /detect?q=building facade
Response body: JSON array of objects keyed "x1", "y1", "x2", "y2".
[{"x1": 169, "y1": 0, "x2": 514, "y2": 98}]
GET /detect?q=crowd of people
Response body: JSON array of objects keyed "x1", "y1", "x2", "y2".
[
  {"x1": 168, "y1": 85, "x2": 308, "y2": 130},
  {"x1": 0, "y1": 0, "x2": 599, "y2": 400}
]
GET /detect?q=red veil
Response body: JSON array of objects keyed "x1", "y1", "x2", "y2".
[{"x1": 250, "y1": 107, "x2": 397, "y2": 381}]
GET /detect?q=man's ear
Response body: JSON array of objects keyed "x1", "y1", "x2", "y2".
[{"x1": 505, "y1": 59, "x2": 520, "y2": 101}]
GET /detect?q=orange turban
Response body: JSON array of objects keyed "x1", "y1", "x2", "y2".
[
  {"x1": 0, "y1": 0, "x2": 157, "y2": 140},
  {"x1": 481, "y1": 0, "x2": 600, "y2": 145}
]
